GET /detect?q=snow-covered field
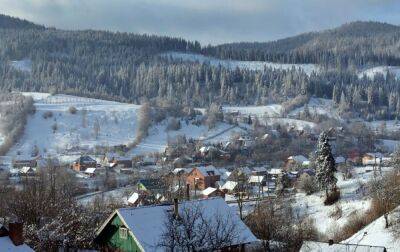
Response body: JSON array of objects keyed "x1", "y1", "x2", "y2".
[
  {"x1": 294, "y1": 166, "x2": 393, "y2": 236},
  {"x1": 10, "y1": 59, "x2": 32, "y2": 72},
  {"x1": 358, "y1": 66, "x2": 400, "y2": 80},
  {"x1": 8, "y1": 93, "x2": 140, "y2": 157},
  {"x1": 8, "y1": 93, "x2": 249, "y2": 158},
  {"x1": 163, "y1": 52, "x2": 319, "y2": 76},
  {"x1": 343, "y1": 206, "x2": 400, "y2": 252},
  {"x1": 289, "y1": 98, "x2": 341, "y2": 120},
  {"x1": 223, "y1": 104, "x2": 283, "y2": 118},
  {"x1": 132, "y1": 121, "x2": 247, "y2": 155}
]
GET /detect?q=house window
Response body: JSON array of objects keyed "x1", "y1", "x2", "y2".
[{"x1": 119, "y1": 227, "x2": 128, "y2": 239}]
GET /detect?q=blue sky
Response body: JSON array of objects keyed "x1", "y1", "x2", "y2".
[{"x1": 1, "y1": 0, "x2": 400, "y2": 44}]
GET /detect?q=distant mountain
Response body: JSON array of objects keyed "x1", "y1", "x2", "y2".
[
  {"x1": 204, "y1": 21, "x2": 400, "y2": 67},
  {"x1": 0, "y1": 14, "x2": 45, "y2": 30}
]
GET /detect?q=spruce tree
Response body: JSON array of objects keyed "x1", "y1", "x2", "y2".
[{"x1": 315, "y1": 132, "x2": 337, "y2": 197}]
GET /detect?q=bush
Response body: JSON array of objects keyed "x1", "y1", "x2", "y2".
[
  {"x1": 324, "y1": 188, "x2": 340, "y2": 205},
  {"x1": 68, "y1": 106, "x2": 78, "y2": 114},
  {"x1": 166, "y1": 118, "x2": 181, "y2": 131},
  {"x1": 42, "y1": 111, "x2": 53, "y2": 119},
  {"x1": 297, "y1": 174, "x2": 318, "y2": 195}
]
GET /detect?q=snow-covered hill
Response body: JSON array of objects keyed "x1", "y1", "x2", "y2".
[
  {"x1": 8, "y1": 93, "x2": 140, "y2": 157},
  {"x1": 343, "y1": 206, "x2": 400, "y2": 251},
  {"x1": 163, "y1": 52, "x2": 319, "y2": 76},
  {"x1": 8, "y1": 93, "x2": 248, "y2": 158},
  {"x1": 358, "y1": 66, "x2": 400, "y2": 80}
]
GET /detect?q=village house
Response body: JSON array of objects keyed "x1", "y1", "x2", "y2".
[
  {"x1": 19, "y1": 166, "x2": 36, "y2": 176},
  {"x1": 201, "y1": 187, "x2": 225, "y2": 199},
  {"x1": 83, "y1": 167, "x2": 105, "y2": 177},
  {"x1": 12, "y1": 156, "x2": 39, "y2": 169},
  {"x1": 221, "y1": 180, "x2": 238, "y2": 193},
  {"x1": 72, "y1": 155, "x2": 97, "y2": 172},
  {"x1": 285, "y1": 155, "x2": 309, "y2": 169},
  {"x1": 0, "y1": 222, "x2": 33, "y2": 251},
  {"x1": 186, "y1": 166, "x2": 221, "y2": 191},
  {"x1": 362, "y1": 152, "x2": 384, "y2": 166},
  {"x1": 248, "y1": 175, "x2": 266, "y2": 187},
  {"x1": 136, "y1": 178, "x2": 166, "y2": 196},
  {"x1": 94, "y1": 198, "x2": 258, "y2": 251}
]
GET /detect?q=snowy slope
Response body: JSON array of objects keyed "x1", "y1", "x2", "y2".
[
  {"x1": 163, "y1": 52, "x2": 319, "y2": 76},
  {"x1": 8, "y1": 94, "x2": 140, "y2": 157},
  {"x1": 358, "y1": 66, "x2": 400, "y2": 80},
  {"x1": 132, "y1": 120, "x2": 247, "y2": 155},
  {"x1": 10, "y1": 59, "x2": 32, "y2": 72},
  {"x1": 223, "y1": 104, "x2": 283, "y2": 118},
  {"x1": 294, "y1": 166, "x2": 394, "y2": 235},
  {"x1": 8, "y1": 93, "x2": 248, "y2": 157},
  {"x1": 343, "y1": 207, "x2": 400, "y2": 252},
  {"x1": 289, "y1": 98, "x2": 341, "y2": 120}
]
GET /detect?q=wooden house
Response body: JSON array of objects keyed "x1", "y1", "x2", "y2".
[
  {"x1": 72, "y1": 155, "x2": 97, "y2": 172},
  {"x1": 94, "y1": 198, "x2": 258, "y2": 251},
  {"x1": 362, "y1": 153, "x2": 383, "y2": 166},
  {"x1": 186, "y1": 166, "x2": 221, "y2": 191}
]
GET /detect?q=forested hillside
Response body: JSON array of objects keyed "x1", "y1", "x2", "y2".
[
  {"x1": 204, "y1": 21, "x2": 400, "y2": 68},
  {"x1": 1, "y1": 14, "x2": 400, "y2": 120}
]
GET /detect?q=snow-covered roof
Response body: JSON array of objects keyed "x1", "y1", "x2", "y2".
[
  {"x1": 221, "y1": 181, "x2": 237, "y2": 191},
  {"x1": 128, "y1": 193, "x2": 139, "y2": 205},
  {"x1": 195, "y1": 165, "x2": 219, "y2": 177},
  {"x1": 364, "y1": 152, "x2": 384, "y2": 159},
  {"x1": 288, "y1": 155, "x2": 309, "y2": 163},
  {"x1": 20, "y1": 166, "x2": 34, "y2": 174},
  {"x1": 248, "y1": 175, "x2": 265, "y2": 183},
  {"x1": 252, "y1": 167, "x2": 267, "y2": 173},
  {"x1": 335, "y1": 156, "x2": 345, "y2": 164},
  {"x1": 99, "y1": 198, "x2": 257, "y2": 251},
  {"x1": 84, "y1": 167, "x2": 97, "y2": 174},
  {"x1": 300, "y1": 241, "x2": 386, "y2": 252},
  {"x1": 172, "y1": 168, "x2": 192, "y2": 175},
  {"x1": 202, "y1": 187, "x2": 217, "y2": 196},
  {"x1": 75, "y1": 155, "x2": 96, "y2": 164},
  {"x1": 268, "y1": 168, "x2": 282, "y2": 175},
  {"x1": 0, "y1": 236, "x2": 33, "y2": 251},
  {"x1": 343, "y1": 207, "x2": 400, "y2": 252}
]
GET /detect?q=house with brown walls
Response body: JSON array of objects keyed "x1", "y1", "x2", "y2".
[
  {"x1": 186, "y1": 166, "x2": 221, "y2": 191},
  {"x1": 72, "y1": 155, "x2": 97, "y2": 172}
]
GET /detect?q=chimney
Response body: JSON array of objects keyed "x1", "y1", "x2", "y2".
[
  {"x1": 328, "y1": 239, "x2": 334, "y2": 246},
  {"x1": 186, "y1": 184, "x2": 190, "y2": 200},
  {"x1": 9, "y1": 222, "x2": 24, "y2": 246},
  {"x1": 173, "y1": 198, "x2": 179, "y2": 218}
]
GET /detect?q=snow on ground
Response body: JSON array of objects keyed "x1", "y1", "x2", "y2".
[
  {"x1": 289, "y1": 98, "x2": 341, "y2": 120},
  {"x1": 377, "y1": 139, "x2": 400, "y2": 153},
  {"x1": 10, "y1": 59, "x2": 32, "y2": 72},
  {"x1": 343, "y1": 207, "x2": 400, "y2": 251},
  {"x1": 294, "y1": 166, "x2": 393, "y2": 235},
  {"x1": 21, "y1": 92, "x2": 51, "y2": 101},
  {"x1": 366, "y1": 120, "x2": 400, "y2": 133},
  {"x1": 262, "y1": 118, "x2": 317, "y2": 130},
  {"x1": 223, "y1": 104, "x2": 283, "y2": 118},
  {"x1": 6, "y1": 93, "x2": 248, "y2": 157},
  {"x1": 163, "y1": 52, "x2": 319, "y2": 76},
  {"x1": 131, "y1": 120, "x2": 247, "y2": 155},
  {"x1": 358, "y1": 66, "x2": 400, "y2": 80},
  {"x1": 8, "y1": 94, "x2": 141, "y2": 157}
]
